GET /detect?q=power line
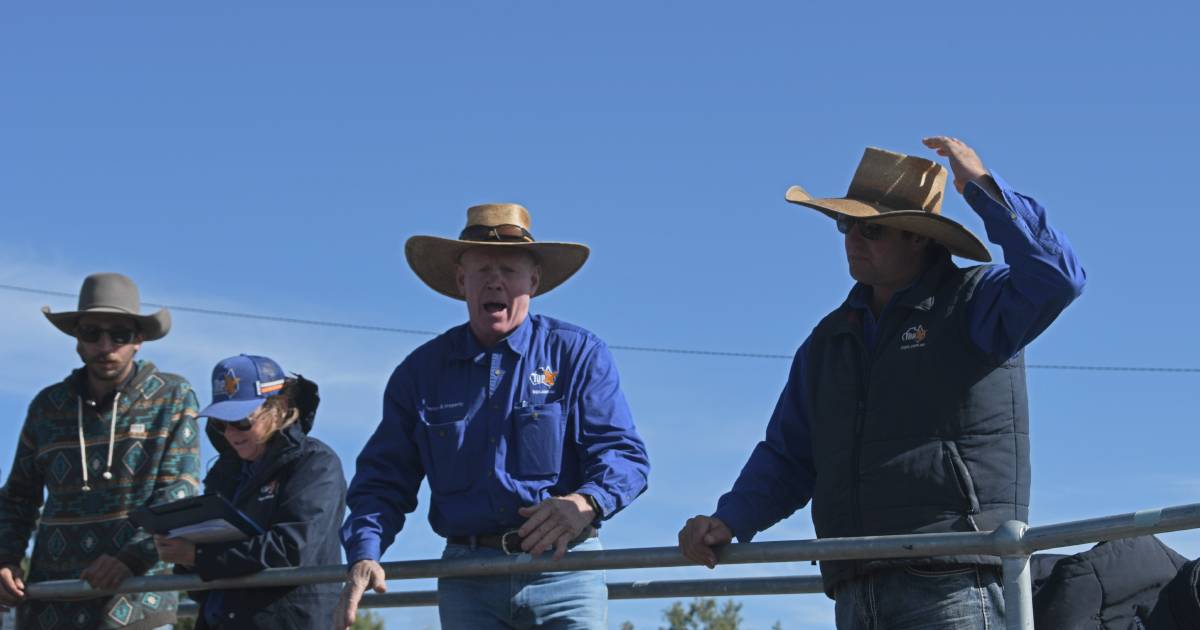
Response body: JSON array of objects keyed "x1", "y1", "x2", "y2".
[{"x1": 3, "y1": 282, "x2": 1197, "y2": 373}]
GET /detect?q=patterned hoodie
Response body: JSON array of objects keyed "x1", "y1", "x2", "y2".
[{"x1": 0, "y1": 360, "x2": 202, "y2": 629}]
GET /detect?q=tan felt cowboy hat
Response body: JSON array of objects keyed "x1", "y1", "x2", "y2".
[
  {"x1": 405, "y1": 203, "x2": 590, "y2": 300},
  {"x1": 42, "y1": 272, "x2": 171, "y2": 341},
  {"x1": 785, "y1": 147, "x2": 991, "y2": 262}
]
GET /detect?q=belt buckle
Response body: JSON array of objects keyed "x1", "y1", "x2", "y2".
[{"x1": 500, "y1": 529, "x2": 523, "y2": 555}]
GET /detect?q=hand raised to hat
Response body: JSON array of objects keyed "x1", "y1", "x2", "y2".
[
  {"x1": 516, "y1": 493, "x2": 596, "y2": 560},
  {"x1": 923, "y1": 136, "x2": 989, "y2": 194}
]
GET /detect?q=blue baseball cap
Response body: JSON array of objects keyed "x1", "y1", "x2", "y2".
[{"x1": 199, "y1": 354, "x2": 287, "y2": 421}]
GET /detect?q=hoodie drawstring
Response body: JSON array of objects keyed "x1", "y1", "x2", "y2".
[{"x1": 77, "y1": 392, "x2": 120, "y2": 492}]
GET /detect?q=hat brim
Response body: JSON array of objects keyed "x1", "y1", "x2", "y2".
[
  {"x1": 198, "y1": 398, "x2": 266, "y2": 421},
  {"x1": 42, "y1": 306, "x2": 172, "y2": 341},
  {"x1": 405, "y1": 237, "x2": 591, "y2": 300},
  {"x1": 785, "y1": 190, "x2": 992, "y2": 263}
]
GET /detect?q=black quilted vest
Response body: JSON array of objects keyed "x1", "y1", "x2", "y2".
[{"x1": 805, "y1": 259, "x2": 1030, "y2": 594}]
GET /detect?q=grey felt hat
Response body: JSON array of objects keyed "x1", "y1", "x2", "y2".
[{"x1": 42, "y1": 272, "x2": 171, "y2": 341}]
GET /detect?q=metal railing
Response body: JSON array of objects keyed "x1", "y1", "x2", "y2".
[{"x1": 24, "y1": 502, "x2": 1200, "y2": 630}]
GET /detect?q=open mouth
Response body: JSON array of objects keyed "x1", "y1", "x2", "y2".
[{"x1": 483, "y1": 302, "x2": 508, "y2": 315}]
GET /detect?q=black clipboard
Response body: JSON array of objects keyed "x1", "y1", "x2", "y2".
[{"x1": 131, "y1": 495, "x2": 264, "y2": 543}]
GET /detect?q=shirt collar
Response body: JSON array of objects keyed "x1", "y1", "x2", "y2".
[
  {"x1": 456, "y1": 315, "x2": 534, "y2": 362},
  {"x1": 844, "y1": 257, "x2": 952, "y2": 314}
]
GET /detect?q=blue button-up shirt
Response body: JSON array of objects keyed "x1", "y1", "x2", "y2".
[
  {"x1": 342, "y1": 314, "x2": 650, "y2": 563},
  {"x1": 713, "y1": 173, "x2": 1087, "y2": 541}
]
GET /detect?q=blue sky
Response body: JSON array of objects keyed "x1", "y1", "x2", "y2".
[{"x1": 2, "y1": 1, "x2": 1198, "y2": 628}]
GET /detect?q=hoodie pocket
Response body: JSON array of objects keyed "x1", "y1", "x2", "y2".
[
  {"x1": 513, "y1": 402, "x2": 566, "y2": 478},
  {"x1": 943, "y1": 440, "x2": 982, "y2": 530}
]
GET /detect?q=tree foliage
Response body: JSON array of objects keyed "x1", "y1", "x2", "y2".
[{"x1": 660, "y1": 597, "x2": 744, "y2": 630}]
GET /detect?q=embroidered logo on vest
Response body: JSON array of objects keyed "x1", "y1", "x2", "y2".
[{"x1": 900, "y1": 325, "x2": 929, "y2": 350}]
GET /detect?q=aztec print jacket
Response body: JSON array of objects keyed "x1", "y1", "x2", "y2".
[{"x1": 0, "y1": 360, "x2": 202, "y2": 630}]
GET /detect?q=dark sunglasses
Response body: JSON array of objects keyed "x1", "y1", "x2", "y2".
[
  {"x1": 210, "y1": 418, "x2": 254, "y2": 432},
  {"x1": 459, "y1": 224, "x2": 534, "y2": 243},
  {"x1": 76, "y1": 326, "x2": 137, "y2": 345},
  {"x1": 836, "y1": 215, "x2": 886, "y2": 241}
]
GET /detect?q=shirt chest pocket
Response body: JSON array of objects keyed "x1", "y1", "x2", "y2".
[
  {"x1": 512, "y1": 402, "x2": 566, "y2": 479},
  {"x1": 416, "y1": 409, "x2": 473, "y2": 494}
]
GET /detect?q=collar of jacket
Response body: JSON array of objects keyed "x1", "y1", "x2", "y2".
[
  {"x1": 832, "y1": 258, "x2": 957, "y2": 338},
  {"x1": 70, "y1": 360, "x2": 162, "y2": 409}
]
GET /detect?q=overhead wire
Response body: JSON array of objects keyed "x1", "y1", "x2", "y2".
[{"x1": 3, "y1": 283, "x2": 1196, "y2": 373}]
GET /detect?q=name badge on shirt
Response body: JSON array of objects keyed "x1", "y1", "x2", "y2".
[{"x1": 129, "y1": 423, "x2": 147, "y2": 437}]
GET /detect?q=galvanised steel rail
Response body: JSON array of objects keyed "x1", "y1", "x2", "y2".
[
  {"x1": 176, "y1": 575, "x2": 826, "y2": 616},
  {"x1": 24, "y1": 502, "x2": 1200, "y2": 630}
]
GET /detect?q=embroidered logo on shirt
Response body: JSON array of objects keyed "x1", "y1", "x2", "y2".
[
  {"x1": 528, "y1": 367, "x2": 558, "y2": 394},
  {"x1": 900, "y1": 325, "x2": 929, "y2": 350},
  {"x1": 259, "y1": 480, "x2": 278, "y2": 502}
]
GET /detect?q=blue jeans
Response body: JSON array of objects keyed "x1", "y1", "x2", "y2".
[
  {"x1": 437, "y1": 537, "x2": 607, "y2": 630},
  {"x1": 834, "y1": 565, "x2": 1005, "y2": 630}
]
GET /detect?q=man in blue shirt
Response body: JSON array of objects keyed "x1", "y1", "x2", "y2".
[
  {"x1": 336, "y1": 203, "x2": 650, "y2": 629},
  {"x1": 678, "y1": 137, "x2": 1086, "y2": 629}
]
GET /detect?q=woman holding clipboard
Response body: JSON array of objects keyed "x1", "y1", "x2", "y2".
[{"x1": 154, "y1": 354, "x2": 346, "y2": 629}]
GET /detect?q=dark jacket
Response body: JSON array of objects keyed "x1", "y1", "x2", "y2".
[
  {"x1": 186, "y1": 377, "x2": 346, "y2": 630},
  {"x1": 1147, "y1": 557, "x2": 1200, "y2": 630},
  {"x1": 1032, "y1": 536, "x2": 1188, "y2": 630},
  {"x1": 804, "y1": 259, "x2": 1029, "y2": 591}
]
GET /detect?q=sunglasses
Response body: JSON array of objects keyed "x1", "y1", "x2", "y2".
[
  {"x1": 210, "y1": 418, "x2": 254, "y2": 432},
  {"x1": 76, "y1": 326, "x2": 137, "y2": 345},
  {"x1": 836, "y1": 215, "x2": 886, "y2": 241},
  {"x1": 459, "y1": 224, "x2": 534, "y2": 243}
]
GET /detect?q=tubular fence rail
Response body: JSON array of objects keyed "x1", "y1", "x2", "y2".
[{"x1": 23, "y1": 502, "x2": 1200, "y2": 630}]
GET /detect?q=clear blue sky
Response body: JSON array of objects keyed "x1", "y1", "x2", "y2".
[{"x1": 2, "y1": 2, "x2": 1198, "y2": 628}]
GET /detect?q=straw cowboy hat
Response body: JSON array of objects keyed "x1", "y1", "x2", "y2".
[
  {"x1": 405, "y1": 203, "x2": 590, "y2": 299},
  {"x1": 785, "y1": 147, "x2": 991, "y2": 262},
  {"x1": 42, "y1": 272, "x2": 171, "y2": 341}
]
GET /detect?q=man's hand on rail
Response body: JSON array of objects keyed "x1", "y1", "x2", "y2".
[
  {"x1": 517, "y1": 493, "x2": 595, "y2": 560},
  {"x1": 153, "y1": 535, "x2": 196, "y2": 568},
  {"x1": 79, "y1": 554, "x2": 133, "y2": 591},
  {"x1": 678, "y1": 515, "x2": 733, "y2": 569},
  {"x1": 333, "y1": 559, "x2": 387, "y2": 630},
  {"x1": 0, "y1": 564, "x2": 25, "y2": 605}
]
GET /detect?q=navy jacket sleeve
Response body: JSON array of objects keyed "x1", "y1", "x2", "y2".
[
  {"x1": 570, "y1": 339, "x2": 650, "y2": 520},
  {"x1": 192, "y1": 447, "x2": 347, "y2": 580},
  {"x1": 963, "y1": 173, "x2": 1087, "y2": 361},
  {"x1": 712, "y1": 340, "x2": 817, "y2": 542},
  {"x1": 341, "y1": 363, "x2": 425, "y2": 564}
]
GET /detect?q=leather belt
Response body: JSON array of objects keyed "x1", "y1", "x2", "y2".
[{"x1": 448, "y1": 525, "x2": 598, "y2": 555}]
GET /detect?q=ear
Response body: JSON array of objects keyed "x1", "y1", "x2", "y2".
[
  {"x1": 529, "y1": 265, "x2": 541, "y2": 295},
  {"x1": 455, "y1": 264, "x2": 467, "y2": 297}
]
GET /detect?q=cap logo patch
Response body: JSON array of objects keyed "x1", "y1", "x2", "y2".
[{"x1": 221, "y1": 370, "x2": 241, "y2": 397}]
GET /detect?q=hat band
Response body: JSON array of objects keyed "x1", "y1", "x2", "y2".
[{"x1": 459, "y1": 224, "x2": 535, "y2": 243}]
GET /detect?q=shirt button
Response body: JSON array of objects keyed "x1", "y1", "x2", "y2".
[
  {"x1": 438, "y1": 430, "x2": 447, "y2": 437},
  {"x1": 497, "y1": 507, "x2": 505, "y2": 513},
  {"x1": 489, "y1": 438, "x2": 496, "y2": 444},
  {"x1": 487, "y1": 470, "x2": 494, "y2": 477},
  {"x1": 532, "y1": 412, "x2": 539, "y2": 419}
]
